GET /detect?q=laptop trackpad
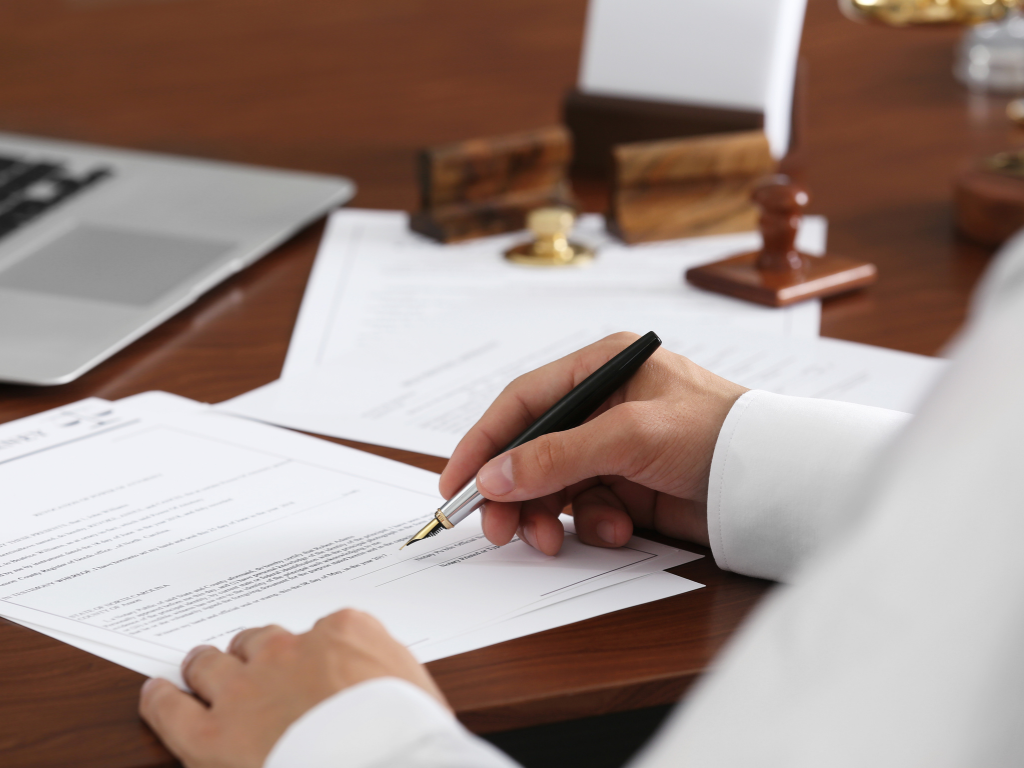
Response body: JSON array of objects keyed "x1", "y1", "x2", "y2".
[{"x1": 0, "y1": 224, "x2": 235, "y2": 306}]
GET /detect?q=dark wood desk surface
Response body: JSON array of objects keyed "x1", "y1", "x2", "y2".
[{"x1": 0, "y1": 1, "x2": 1016, "y2": 765}]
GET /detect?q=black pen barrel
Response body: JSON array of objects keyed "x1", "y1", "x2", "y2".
[{"x1": 501, "y1": 331, "x2": 662, "y2": 453}]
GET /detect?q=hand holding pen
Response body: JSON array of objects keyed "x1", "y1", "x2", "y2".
[{"x1": 407, "y1": 332, "x2": 748, "y2": 554}]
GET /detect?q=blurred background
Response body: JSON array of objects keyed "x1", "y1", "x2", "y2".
[
  {"x1": 2, "y1": 0, "x2": 1018, "y2": 358},
  {"x1": 1, "y1": 0, "x2": 589, "y2": 209}
]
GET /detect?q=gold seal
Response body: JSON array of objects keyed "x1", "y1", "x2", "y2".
[{"x1": 504, "y1": 207, "x2": 594, "y2": 267}]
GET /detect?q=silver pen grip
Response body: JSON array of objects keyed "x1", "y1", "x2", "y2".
[{"x1": 438, "y1": 479, "x2": 485, "y2": 526}]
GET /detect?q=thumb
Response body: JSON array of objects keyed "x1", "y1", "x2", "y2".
[{"x1": 475, "y1": 403, "x2": 653, "y2": 503}]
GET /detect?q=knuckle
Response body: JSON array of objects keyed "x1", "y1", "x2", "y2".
[
  {"x1": 227, "y1": 629, "x2": 251, "y2": 655},
  {"x1": 591, "y1": 333, "x2": 640, "y2": 369},
  {"x1": 604, "y1": 331, "x2": 640, "y2": 348},
  {"x1": 316, "y1": 609, "x2": 389, "y2": 653},
  {"x1": 316, "y1": 608, "x2": 365, "y2": 637},
  {"x1": 569, "y1": 352, "x2": 598, "y2": 387},
  {"x1": 260, "y1": 630, "x2": 297, "y2": 658},
  {"x1": 182, "y1": 647, "x2": 216, "y2": 678},
  {"x1": 571, "y1": 333, "x2": 640, "y2": 388},
  {"x1": 502, "y1": 374, "x2": 527, "y2": 395},
  {"x1": 527, "y1": 434, "x2": 562, "y2": 477},
  {"x1": 501, "y1": 373, "x2": 538, "y2": 406}
]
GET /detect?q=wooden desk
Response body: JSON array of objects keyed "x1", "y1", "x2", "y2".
[{"x1": 0, "y1": 1, "x2": 1014, "y2": 765}]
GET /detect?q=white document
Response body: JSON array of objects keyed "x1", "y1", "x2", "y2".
[
  {"x1": 675, "y1": 331, "x2": 946, "y2": 413},
  {"x1": 215, "y1": 210, "x2": 942, "y2": 458},
  {"x1": 279, "y1": 209, "x2": 823, "y2": 381},
  {"x1": 18, "y1": 570, "x2": 701, "y2": 681},
  {"x1": 19, "y1": 620, "x2": 184, "y2": 683},
  {"x1": 578, "y1": 0, "x2": 808, "y2": 157},
  {"x1": 415, "y1": 570, "x2": 699, "y2": 662},
  {"x1": 221, "y1": 325, "x2": 945, "y2": 459},
  {"x1": 0, "y1": 394, "x2": 701, "y2": 686}
]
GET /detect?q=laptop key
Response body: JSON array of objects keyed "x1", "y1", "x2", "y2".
[
  {"x1": 0, "y1": 163, "x2": 60, "y2": 200},
  {"x1": 0, "y1": 162, "x2": 111, "y2": 241},
  {"x1": 0, "y1": 201, "x2": 50, "y2": 237}
]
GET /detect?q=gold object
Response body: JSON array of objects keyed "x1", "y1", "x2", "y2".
[
  {"x1": 983, "y1": 148, "x2": 1024, "y2": 176},
  {"x1": 504, "y1": 207, "x2": 594, "y2": 267},
  {"x1": 839, "y1": 0, "x2": 1020, "y2": 26},
  {"x1": 1008, "y1": 98, "x2": 1024, "y2": 125},
  {"x1": 400, "y1": 509, "x2": 454, "y2": 550}
]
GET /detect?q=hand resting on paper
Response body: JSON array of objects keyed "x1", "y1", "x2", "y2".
[
  {"x1": 440, "y1": 332, "x2": 748, "y2": 556},
  {"x1": 139, "y1": 609, "x2": 447, "y2": 768}
]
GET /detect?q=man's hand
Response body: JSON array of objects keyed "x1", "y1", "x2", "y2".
[
  {"x1": 440, "y1": 332, "x2": 747, "y2": 556},
  {"x1": 139, "y1": 609, "x2": 447, "y2": 768}
]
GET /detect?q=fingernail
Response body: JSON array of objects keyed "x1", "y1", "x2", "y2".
[
  {"x1": 478, "y1": 454, "x2": 515, "y2": 496},
  {"x1": 141, "y1": 677, "x2": 159, "y2": 696},
  {"x1": 597, "y1": 520, "x2": 617, "y2": 545},
  {"x1": 521, "y1": 522, "x2": 538, "y2": 549},
  {"x1": 182, "y1": 644, "x2": 213, "y2": 668}
]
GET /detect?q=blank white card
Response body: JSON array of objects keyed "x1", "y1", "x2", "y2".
[{"x1": 578, "y1": 0, "x2": 808, "y2": 157}]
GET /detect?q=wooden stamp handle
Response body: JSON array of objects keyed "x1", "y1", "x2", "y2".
[{"x1": 753, "y1": 175, "x2": 809, "y2": 274}]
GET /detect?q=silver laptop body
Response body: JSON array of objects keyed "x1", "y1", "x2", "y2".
[{"x1": 0, "y1": 132, "x2": 354, "y2": 385}]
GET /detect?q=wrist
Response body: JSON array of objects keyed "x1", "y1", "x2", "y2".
[{"x1": 679, "y1": 364, "x2": 749, "y2": 502}]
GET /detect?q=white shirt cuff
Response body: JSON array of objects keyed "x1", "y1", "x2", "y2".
[
  {"x1": 707, "y1": 390, "x2": 910, "y2": 582},
  {"x1": 264, "y1": 677, "x2": 518, "y2": 768}
]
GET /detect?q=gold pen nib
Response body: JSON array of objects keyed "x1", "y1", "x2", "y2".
[{"x1": 400, "y1": 517, "x2": 445, "y2": 550}]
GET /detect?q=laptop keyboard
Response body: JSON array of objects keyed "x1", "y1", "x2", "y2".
[{"x1": 0, "y1": 155, "x2": 112, "y2": 240}]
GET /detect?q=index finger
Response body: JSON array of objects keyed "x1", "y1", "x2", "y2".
[{"x1": 439, "y1": 332, "x2": 640, "y2": 499}]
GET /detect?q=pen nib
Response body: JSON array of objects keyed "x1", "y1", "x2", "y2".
[{"x1": 400, "y1": 517, "x2": 444, "y2": 550}]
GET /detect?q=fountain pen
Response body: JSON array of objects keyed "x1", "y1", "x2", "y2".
[{"x1": 401, "y1": 331, "x2": 662, "y2": 549}]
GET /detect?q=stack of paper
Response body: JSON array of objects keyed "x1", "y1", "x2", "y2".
[
  {"x1": 0, "y1": 393, "x2": 702, "y2": 686},
  {"x1": 219, "y1": 209, "x2": 946, "y2": 458}
]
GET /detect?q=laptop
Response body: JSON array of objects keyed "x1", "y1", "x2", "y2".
[{"x1": 0, "y1": 132, "x2": 354, "y2": 386}]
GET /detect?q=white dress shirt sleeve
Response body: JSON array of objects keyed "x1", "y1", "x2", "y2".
[
  {"x1": 264, "y1": 677, "x2": 518, "y2": 768},
  {"x1": 627, "y1": 238, "x2": 1024, "y2": 768},
  {"x1": 706, "y1": 390, "x2": 910, "y2": 582}
]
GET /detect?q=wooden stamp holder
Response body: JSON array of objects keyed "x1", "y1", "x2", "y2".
[
  {"x1": 409, "y1": 126, "x2": 576, "y2": 243},
  {"x1": 607, "y1": 130, "x2": 777, "y2": 244},
  {"x1": 686, "y1": 176, "x2": 878, "y2": 307}
]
